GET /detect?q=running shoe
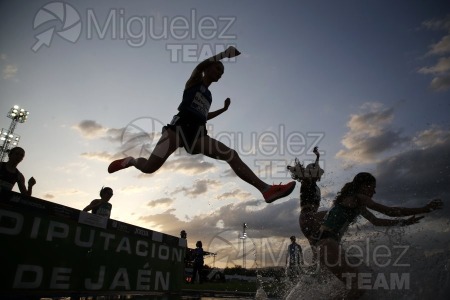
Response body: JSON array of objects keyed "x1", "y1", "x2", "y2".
[
  {"x1": 108, "y1": 157, "x2": 134, "y2": 173},
  {"x1": 263, "y1": 181, "x2": 296, "y2": 203}
]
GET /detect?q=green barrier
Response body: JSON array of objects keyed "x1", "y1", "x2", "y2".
[{"x1": 0, "y1": 190, "x2": 186, "y2": 298}]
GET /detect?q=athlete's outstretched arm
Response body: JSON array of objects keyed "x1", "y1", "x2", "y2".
[
  {"x1": 361, "y1": 208, "x2": 424, "y2": 226},
  {"x1": 186, "y1": 46, "x2": 241, "y2": 88},
  {"x1": 207, "y1": 98, "x2": 230, "y2": 120},
  {"x1": 360, "y1": 196, "x2": 443, "y2": 217}
]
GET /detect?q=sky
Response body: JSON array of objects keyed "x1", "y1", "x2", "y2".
[{"x1": 1, "y1": 0, "x2": 450, "y2": 269}]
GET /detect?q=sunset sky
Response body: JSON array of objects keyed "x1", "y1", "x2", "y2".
[{"x1": 1, "y1": 0, "x2": 449, "y2": 268}]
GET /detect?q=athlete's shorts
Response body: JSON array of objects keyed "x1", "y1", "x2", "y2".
[{"x1": 164, "y1": 112, "x2": 208, "y2": 154}]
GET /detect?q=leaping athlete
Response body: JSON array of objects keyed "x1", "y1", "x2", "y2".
[{"x1": 108, "y1": 47, "x2": 296, "y2": 203}]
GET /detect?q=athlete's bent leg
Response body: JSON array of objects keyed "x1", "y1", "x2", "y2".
[
  {"x1": 136, "y1": 127, "x2": 181, "y2": 174},
  {"x1": 192, "y1": 136, "x2": 296, "y2": 202}
]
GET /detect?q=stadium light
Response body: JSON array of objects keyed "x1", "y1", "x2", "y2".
[
  {"x1": 0, "y1": 105, "x2": 29, "y2": 162},
  {"x1": 8, "y1": 105, "x2": 30, "y2": 123},
  {"x1": 239, "y1": 222, "x2": 248, "y2": 269}
]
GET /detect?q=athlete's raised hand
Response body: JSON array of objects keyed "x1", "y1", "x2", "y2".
[{"x1": 224, "y1": 46, "x2": 241, "y2": 58}]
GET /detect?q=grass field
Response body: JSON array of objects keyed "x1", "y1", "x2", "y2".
[
  {"x1": 182, "y1": 281, "x2": 257, "y2": 293},
  {"x1": 182, "y1": 279, "x2": 295, "y2": 299}
]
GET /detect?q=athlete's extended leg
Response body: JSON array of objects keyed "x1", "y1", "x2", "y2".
[
  {"x1": 191, "y1": 135, "x2": 295, "y2": 203},
  {"x1": 108, "y1": 127, "x2": 180, "y2": 174},
  {"x1": 318, "y1": 239, "x2": 364, "y2": 299}
]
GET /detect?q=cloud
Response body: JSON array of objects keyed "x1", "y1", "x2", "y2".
[
  {"x1": 2, "y1": 64, "x2": 18, "y2": 79},
  {"x1": 337, "y1": 105, "x2": 450, "y2": 212},
  {"x1": 413, "y1": 125, "x2": 450, "y2": 148},
  {"x1": 430, "y1": 75, "x2": 450, "y2": 91},
  {"x1": 138, "y1": 208, "x2": 191, "y2": 233},
  {"x1": 41, "y1": 188, "x2": 87, "y2": 200},
  {"x1": 374, "y1": 126, "x2": 450, "y2": 208},
  {"x1": 418, "y1": 56, "x2": 450, "y2": 90},
  {"x1": 80, "y1": 151, "x2": 116, "y2": 162},
  {"x1": 171, "y1": 179, "x2": 221, "y2": 198},
  {"x1": 72, "y1": 120, "x2": 124, "y2": 142},
  {"x1": 72, "y1": 120, "x2": 108, "y2": 139},
  {"x1": 1, "y1": 53, "x2": 18, "y2": 80},
  {"x1": 221, "y1": 169, "x2": 238, "y2": 178},
  {"x1": 119, "y1": 185, "x2": 151, "y2": 195},
  {"x1": 54, "y1": 161, "x2": 91, "y2": 175},
  {"x1": 418, "y1": 57, "x2": 450, "y2": 74},
  {"x1": 419, "y1": 15, "x2": 450, "y2": 91},
  {"x1": 162, "y1": 155, "x2": 217, "y2": 175},
  {"x1": 336, "y1": 103, "x2": 408, "y2": 164},
  {"x1": 428, "y1": 35, "x2": 450, "y2": 56},
  {"x1": 147, "y1": 197, "x2": 174, "y2": 208},
  {"x1": 422, "y1": 15, "x2": 450, "y2": 31},
  {"x1": 217, "y1": 189, "x2": 253, "y2": 201},
  {"x1": 138, "y1": 198, "x2": 301, "y2": 248}
]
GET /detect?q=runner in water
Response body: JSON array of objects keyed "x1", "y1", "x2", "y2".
[
  {"x1": 288, "y1": 147, "x2": 326, "y2": 245},
  {"x1": 315, "y1": 172, "x2": 443, "y2": 299}
]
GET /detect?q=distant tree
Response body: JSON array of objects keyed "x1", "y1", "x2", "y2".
[{"x1": 224, "y1": 265, "x2": 246, "y2": 275}]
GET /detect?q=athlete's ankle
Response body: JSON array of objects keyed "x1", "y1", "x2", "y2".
[{"x1": 261, "y1": 184, "x2": 271, "y2": 193}]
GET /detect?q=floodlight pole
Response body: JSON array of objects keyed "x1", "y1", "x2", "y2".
[
  {"x1": 240, "y1": 223, "x2": 247, "y2": 269},
  {"x1": 0, "y1": 105, "x2": 29, "y2": 162}
]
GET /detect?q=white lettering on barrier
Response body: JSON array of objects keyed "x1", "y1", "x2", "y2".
[
  {"x1": 136, "y1": 240, "x2": 148, "y2": 256},
  {"x1": 110, "y1": 268, "x2": 130, "y2": 290},
  {"x1": 0, "y1": 209, "x2": 23, "y2": 235},
  {"x1": 1, "y1": 209, "x2": 183, "y2": 292},
  {"x1": 50, "y1": 267, "x2": 71, "y2": 289},
  {"x1": 137, "y1": 269, "x2": 152, "y2": 290},
  {"x1": 116, "y1": 237, "x2": 132, "y2": 254},
  {"x1": 30, "y1": 217, "x2": 41, "y2": 239},
  {"x1": 155, "y1": 271, "x2": 170, "y2": 290},
  {"x1": 1, "y1": 210, "x2": 184, "y2": 262},
  {"x1": 75, "y1": 227, "x2": 95, "y2": 247},
  {"x1": 13, "y1": 265, "x2": 43, "y2": 289},
  {"x1": 12, "y1": 264, "x2": 171, "y2": 291},
  {"x1": 46, "y1": 221, "x2": 69, "y2": 241},
  {"x1": 99, "y1": 232, "x2": 116, "y2": 250},
  {"x1": 159, "y1": 245, "x2": 169, "y2": 260},
  {"x1": 84, "y1": 266, "x2": 105, "y2": 290}
]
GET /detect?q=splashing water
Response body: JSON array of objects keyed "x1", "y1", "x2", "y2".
[{"x1": 280, "y1": 221, "x2": 450, "y2": 300}]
